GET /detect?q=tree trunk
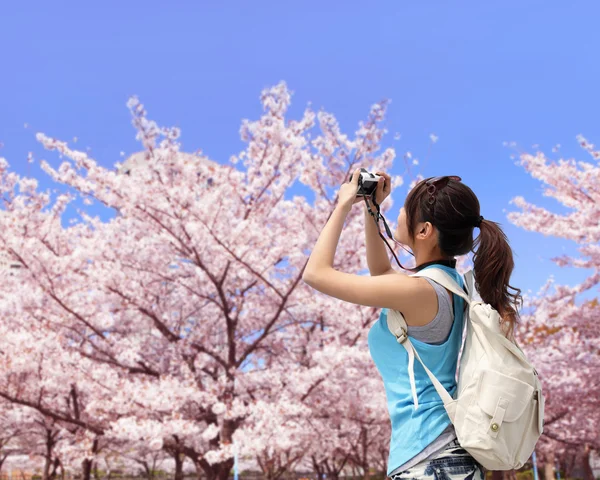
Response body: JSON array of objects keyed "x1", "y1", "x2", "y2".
[
  {"x1": 81, "y1": 438, "x2": 99, "y2": 480},
  {"x1": 141, "y1": 461, "x2": 152, "y2": 480},
  {"x1": 194, "y1": 457, "x2": 234, "y2": 480},
  {"x1": 564, "y1": 451, "x2": 576, "y2": 479},
  {"x1": 43, "y1": 457, "x2": 52, "y2": 480},
  {"x1": 174, "y1": 454, "x2": 184, "y2": 480},
  {"x1": 43, "y1": 438, "x2": 50, "y2": 480},
  {"x1": 49, "y1": 458, "x2": 61, "y2": 480},
  {"x1": 194, "y1": 459, "x2": 208, "y2": 480},
  {"x1": 544, "y1": 450, "x2": 555, "y2": 480},
  {"x1": 42, "y1": 428, "x2": 57, "y2": 480},
  {"x1": 311, "y1": 457, "x2": 325, "y2": 480},
  {"x1": 325, "y1": 463, "x2": 342, "y2": 480},
  {"x1": 150, "y1": 455, "x2": 160, "y2": 480},
  {"x1": 582, "y1": 444, "x2": 594, "y2": 480},
  {"x1": 216, "y1": 458, "x2": 234, "y2": 480},
  {"x1": 82, "y1": 459, "x2": 93, "y2": 480},
  {"x1": 502, "y1": 471, "x2": 516, "y2": 480}
]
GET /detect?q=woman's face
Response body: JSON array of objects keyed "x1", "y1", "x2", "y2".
[{"x1": 394, "y1": 207, "x2": 411, "y2": 246}]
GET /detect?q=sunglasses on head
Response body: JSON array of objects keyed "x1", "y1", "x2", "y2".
[
  {"x1": 426, "y1": 175, "x2": 461, "y2": 197},
  {"x1": 425, "y1": 175, "x2": 461, "y2": 207}
]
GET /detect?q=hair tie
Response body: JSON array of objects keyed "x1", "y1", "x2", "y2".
[{"x1": 475, "y1": 215, "x2": 484, "y2": 228}]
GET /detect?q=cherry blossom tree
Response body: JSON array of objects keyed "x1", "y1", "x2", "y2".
[
  {"x1": 0, "y1": 403, "x2": 24, "y2": 476},
  {"x1": 0, "y1": 82, "x2": 406, "y2": 479},
  {"x1": 508, "y1": 135, "x2": 600, "y2": 479},
  {"x1": 0, "y1": 240, "x2": 111, "y2": 480},
  {"x1": 25, "y1": 418, "x2": 64, "y2": 480}
]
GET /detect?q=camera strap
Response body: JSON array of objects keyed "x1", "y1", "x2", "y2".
[
  {"x1": 363, "y1": 197, "x2": 457, "y2": 272},
  {"x1": 362, "y1": 194, "x2": 422, "y2": 272}
]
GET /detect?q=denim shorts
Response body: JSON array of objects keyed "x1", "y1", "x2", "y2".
[{"x1": 388, "y1": 439, "x2": 486, "y2": 480}]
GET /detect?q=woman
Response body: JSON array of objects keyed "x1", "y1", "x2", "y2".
[{"x1": 302, "y1": 170, "x2": 522, "y2": 480}]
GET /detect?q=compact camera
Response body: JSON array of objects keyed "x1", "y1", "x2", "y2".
[{"x1": 356, "y1": 168, "x2": 382, "y2": 198}]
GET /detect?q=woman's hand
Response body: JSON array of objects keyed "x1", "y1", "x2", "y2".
[
  {"x1": 337, "y1": 168, "x2": 362, "y2": 211},
  {"x1": 373, "y1": 171, "x2": 392, "y2": 206},
  {"x1": 338, "y1": 169, "x2": 393, "y2": 211}
]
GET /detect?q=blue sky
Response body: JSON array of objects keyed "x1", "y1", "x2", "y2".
[{"x1": 1, "y1": 1, "x2": 599, "y2": 299}]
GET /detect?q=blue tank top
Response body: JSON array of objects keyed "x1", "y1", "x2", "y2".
[{"x1": 367, "y1": 265, "x2": 465, "y2": 476}]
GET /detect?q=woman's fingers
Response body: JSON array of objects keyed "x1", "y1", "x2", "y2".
[
  {"x1": 376, "y1": 171, "x2": 391, "y2": 182},
  {"x1": 375, "y1": 172, "x2": 391, "y2": 193}
]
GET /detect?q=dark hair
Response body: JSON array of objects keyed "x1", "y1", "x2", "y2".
[{"x1": 404, "y1": 177, "x2": 523, "y2": 338}]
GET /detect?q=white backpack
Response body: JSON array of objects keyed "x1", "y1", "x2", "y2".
[{"x1": 386, "y1": 268, "x2": 544, "y2": 471}]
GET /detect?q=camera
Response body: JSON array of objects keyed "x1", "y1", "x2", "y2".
[{"x1": 356, "y1": 168, "x2": 382, "y2": 198}]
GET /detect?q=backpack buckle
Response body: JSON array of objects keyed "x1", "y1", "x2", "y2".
[{"x1": 395, "y1": 327, "x2": 408, "y2": 344}]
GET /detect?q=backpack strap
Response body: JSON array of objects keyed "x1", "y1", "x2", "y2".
[
  {"x1": 386, "y1": 268, "x2": 474, "y2": 414},
  {"x1": 412, "y1": 268, "x2": 473, "y2": 304},
  {"x1": 388, "y1": 307, "x2": 456, "y2": 414}
]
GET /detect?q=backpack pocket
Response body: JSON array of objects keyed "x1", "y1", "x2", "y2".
[
  {"x1": 458, "y1": 368, "x2": 538, "y2": 470},
  {"x1": 476, "y1": 369, "x2": 534, "y2": 437}
]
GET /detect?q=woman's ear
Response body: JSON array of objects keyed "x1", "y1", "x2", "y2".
[{"x1": 419, "y1": 222, "x2": 433, "y2": 237}]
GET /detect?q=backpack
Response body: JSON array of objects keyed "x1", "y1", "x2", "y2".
[{"x1": 386, "y1": 267, "x2": 544, "y2": 471}]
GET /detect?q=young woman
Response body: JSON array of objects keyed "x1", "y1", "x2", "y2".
[{"x1": 302, "y1": 170, "x2": 522, "y2": 480}]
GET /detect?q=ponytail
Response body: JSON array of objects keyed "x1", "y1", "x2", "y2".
[{"x1": 472, "y1": 219, "x2": 523, "y2": 339}]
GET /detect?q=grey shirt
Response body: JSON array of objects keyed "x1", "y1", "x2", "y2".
[{"x1": 388, "y1": 277, "x2": 458, "y2": 477}]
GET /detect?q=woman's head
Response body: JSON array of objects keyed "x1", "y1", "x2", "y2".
[{"x1": 394, "y1": 176, "x2": 523, "y2": 337}]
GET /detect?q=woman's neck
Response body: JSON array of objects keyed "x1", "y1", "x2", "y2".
[
  {"x1": 413, "y1": 258, "x2": 456, "y2": 272},
  {"x1": 413, "y1": 250, "x2": 454, "y2": 270}
]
